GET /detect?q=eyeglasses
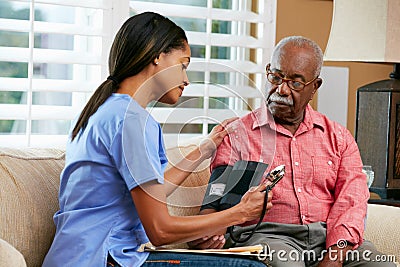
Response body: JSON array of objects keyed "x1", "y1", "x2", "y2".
[{"x1": 266, "y1": 63, "x2": 318, "y2": 92}]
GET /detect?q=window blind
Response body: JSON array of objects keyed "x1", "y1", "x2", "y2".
[
  {"x1": 0, "y1": 0, "x2": 128, "y2": 147},
  {"x1": 0, "y1": 0, "x2": 275, "y2": 148}
]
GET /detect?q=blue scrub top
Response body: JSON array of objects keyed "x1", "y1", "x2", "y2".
[{"x1": 43, "y1": 94, "x2": 168, "y2": 267}]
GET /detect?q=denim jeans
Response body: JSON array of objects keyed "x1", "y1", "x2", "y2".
[{"x1": 107, "y1": 252, "x2": 265, "y2": 267}]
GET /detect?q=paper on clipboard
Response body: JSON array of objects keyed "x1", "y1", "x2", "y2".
[{"x1": 139, "y1": 242, "x2": 264, "y2": 257}]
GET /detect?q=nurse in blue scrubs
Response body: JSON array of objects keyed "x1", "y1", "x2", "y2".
[{"x1": 43, "y1": 12, "x2": 271, "y2": 267}]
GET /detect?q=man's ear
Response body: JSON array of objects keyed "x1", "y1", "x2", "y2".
[
  {"x1": 314, "y1": 78, "x2": 323, "y2": 90},
  {"x1": 310, "y1": 78, "x2": 323, "y2": 100}
]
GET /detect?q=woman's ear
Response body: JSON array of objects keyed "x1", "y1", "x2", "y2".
[{"x1": 153, "y1": 55, "x2": 160, "y2": 66}]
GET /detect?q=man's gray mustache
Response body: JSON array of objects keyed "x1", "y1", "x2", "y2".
[{"x1": 268, "y1": 93, "x2": 293, "y2": 106}]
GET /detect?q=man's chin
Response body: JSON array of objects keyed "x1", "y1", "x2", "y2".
[
  {"x1": 268, "y1": 102, "x2": 289, "y2": 114},
  {"x1": 267, "y1": 105, "x2": 291, "y2": 124}
]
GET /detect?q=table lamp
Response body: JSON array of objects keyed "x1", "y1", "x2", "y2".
[{"x1": 324, "y1": 0, "x2": 400, "y2": 200}]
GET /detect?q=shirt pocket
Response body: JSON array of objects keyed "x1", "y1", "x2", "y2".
[{"x1": 311, "y1": 156, "x2": 338, "y2": 200}]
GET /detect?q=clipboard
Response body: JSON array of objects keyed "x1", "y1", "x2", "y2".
[{"x1": 138, "y1": 242, "x2": 264, "y2": 257}]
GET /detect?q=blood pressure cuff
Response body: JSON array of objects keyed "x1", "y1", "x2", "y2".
[
  {"x1": 200, "y1": 165, "x2": 232, "y2": 212},
  {"x1": 200, "y1": 161, "x2": 268, "y2": 212}
]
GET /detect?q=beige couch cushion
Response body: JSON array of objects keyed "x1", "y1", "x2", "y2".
[
  {"x1": 0, "y1": 148, "x2": 65, "y2": 267},
  {"x1": 0, "y1": 238, "x2": 27, "y2": 267},
  {"x1": 364, "y1": 204, "x2": 400, "y2": 262},
  {"x1": 166, "y1": 142, "x2": 211, "y2": 217}
]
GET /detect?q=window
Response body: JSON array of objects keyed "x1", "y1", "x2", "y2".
[
  {"x1": 130, "y1": 0, "x2": 276, "y2": 147},
  {"x1": 0, "y1": 0, "x2": 275, "y2": 148}
]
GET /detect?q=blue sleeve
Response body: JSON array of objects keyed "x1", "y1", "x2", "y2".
[{"x1": 110, "y1": 111, "x2": 166, "y2": 191}]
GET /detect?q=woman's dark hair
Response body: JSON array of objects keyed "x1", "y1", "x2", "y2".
[{"x1": 71, "y1": 12, "x2": 187, "y2": 141}]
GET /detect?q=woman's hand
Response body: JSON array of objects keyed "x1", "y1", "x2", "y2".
[
  {"x1": 199, "y1": 117, "x2": 238, "y2": 159},
  {"x1": 163, "y1": 117, "x2": 237, "y2": 195},
  {"x1": 236, "y1": 183, "x2": 273, "y2": 223}
]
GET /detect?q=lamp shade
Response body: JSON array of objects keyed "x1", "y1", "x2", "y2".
[{"x1": 324, "y1": 0, "x2": 400, "y2": 63}]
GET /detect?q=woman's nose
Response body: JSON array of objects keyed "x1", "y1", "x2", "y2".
[{"x1": 183, "y1": 71, "x2": 189, "y2": 86}]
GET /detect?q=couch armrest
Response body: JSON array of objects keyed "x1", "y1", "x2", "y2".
[
  {"x1": 0, "y1": 239, "x2": 27, "y2": 267},
  {"x1": 364, "y1": 204, "x2": 400, "y2": 263},
  {"x1": 0, "y1": 147, "x2": 65, "y2": 267}
]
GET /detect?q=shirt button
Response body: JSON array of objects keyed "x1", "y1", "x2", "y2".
[
  {"x1": 235, "y1": 136, "x2": 238, "y2": 138},
  {"x1": 293, "y1": 137, "x2": 296, "y2": 141},
  {"x1": 328, "y1": 160, "x2": 332, "y2": 165},
  {"x1": 301, "y1": 215, "x2": 306, "y2": 221},
  {"x1": 294, "y1": 162, "x2": 299, "y2": 166},
  {"x1": 297, "y1": 188, "x2": 302, "y2": 193}
]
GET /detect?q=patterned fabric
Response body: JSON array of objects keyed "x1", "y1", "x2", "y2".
[
  {"x1": 211, "y1": 104, "x2": 370, "y2": 249},
  {"x1": 364, "y1": 204, "x2": 400, "y2": 262}
]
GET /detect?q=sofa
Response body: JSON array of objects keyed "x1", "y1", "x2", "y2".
[{"x1": 1, "y1": 143, "x2": 399, "y2": 267}]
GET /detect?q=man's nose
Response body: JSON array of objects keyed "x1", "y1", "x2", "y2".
[{"x1": 276, "y1": 81, "x2": 291, "y2": 96}]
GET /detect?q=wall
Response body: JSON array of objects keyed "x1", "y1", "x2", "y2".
[{"x1": 276, "y1": 0, "x2": 393, "y2": 135}]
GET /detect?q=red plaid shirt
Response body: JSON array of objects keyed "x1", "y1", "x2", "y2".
[{"x1": 211, "y1": 104, "x2": 369, "y2": 248}]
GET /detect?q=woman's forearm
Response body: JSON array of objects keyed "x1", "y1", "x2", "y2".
[
  {"x1": 131, "y1": 181, "x2": 268, "y2": 247},
  {"x1": 163, "y1": 118, "x2": 237, "y2": 196},
  {"x1": 163, "y1": 144, "x2": 209, "y2": 196},
  {"x1": 133, "y1": 184, "x2": 246, "y2": 246}
]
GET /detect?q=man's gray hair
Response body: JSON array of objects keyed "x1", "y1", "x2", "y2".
[{"x1": 272, "y1": 36, "x2": 323, "y2": 77}]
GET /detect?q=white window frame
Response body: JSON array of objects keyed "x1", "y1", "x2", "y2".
[{"x1": 0, "y1": 0, "x2": 276, "y2": 148}]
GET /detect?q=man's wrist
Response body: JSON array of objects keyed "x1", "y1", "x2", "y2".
[{"x1": 326, "y1": 242, "x2": 355, "y2": 263}]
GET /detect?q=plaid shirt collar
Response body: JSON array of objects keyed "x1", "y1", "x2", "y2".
[{"x1": 252, "y1": 103, "x2": 325, "y2": 133}]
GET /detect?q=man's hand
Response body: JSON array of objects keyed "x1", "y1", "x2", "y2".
[
  {"x1": 187, "y1": 209, "x2": 227, "y2": 249},
  {"x1": 187, "y1": 234, "x2": 226, "y2": 249},
  {"x1": 317, "y1": 243, "x2": 354, "y2": 267},
  {"x1": 318, "y1": 257, "x2": 342, "y2": 267}
]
